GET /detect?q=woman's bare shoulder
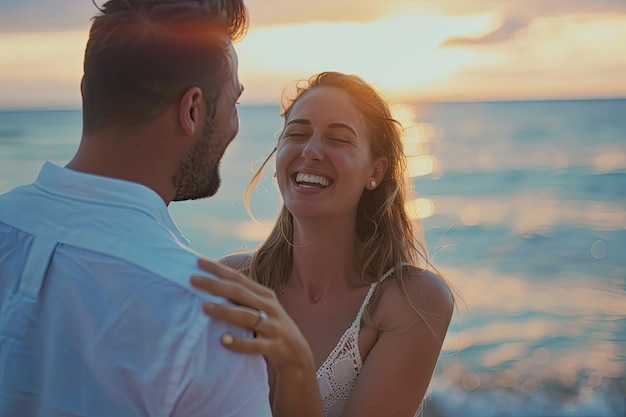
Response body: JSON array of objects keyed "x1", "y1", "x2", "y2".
[
  {"x1": 404, "y1": 265, "x2": 453, "y2": 306},
  {"x1": 377, "y1": 264, "x2": 454, "y2": 329},
  {"x1": 218, "y1": 251, "x2": 254, "y2": 271}
]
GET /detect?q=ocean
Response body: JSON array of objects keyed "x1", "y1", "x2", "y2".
[{"x1": 1, "y1": 99, "x2": 625, "y2": 416}]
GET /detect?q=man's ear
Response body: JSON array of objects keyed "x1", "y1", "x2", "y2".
[
  {"x1": 367, "y1": 156, "x2": 388, "y2": 190},
  {"x1": 179, "y1": 87, "x2": 204, "y2": 136}
]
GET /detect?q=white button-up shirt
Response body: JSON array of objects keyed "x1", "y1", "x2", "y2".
[{"x1": 0, "y1": 162, "x2": 271, "y2": 417}]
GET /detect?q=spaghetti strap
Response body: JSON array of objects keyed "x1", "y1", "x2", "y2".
[
  {"x1": 316, "y1": 263, "x2": 409, "y2": 415},
  {"x1": 354, "y1": 266, "x2": 396, "y2": 324}
]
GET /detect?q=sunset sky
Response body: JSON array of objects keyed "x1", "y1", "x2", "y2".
[{"x1": 0, "y1": 0, "x2": 625, "y2": 108}]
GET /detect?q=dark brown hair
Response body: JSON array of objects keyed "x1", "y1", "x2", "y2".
[{"x1": 81, "y1": 0, "x2": 248, "y2": 134}]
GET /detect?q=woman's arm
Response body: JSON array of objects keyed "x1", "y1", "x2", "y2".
[
  {"x1": 191, "y1": 259, "x2": 453, "y2": 417},
  {"x1": 190, "y1": 258, "x2": 325, "y2": 417},
  {"x1": 341, "y1": 267, "x2": 454, "y2": 416}
]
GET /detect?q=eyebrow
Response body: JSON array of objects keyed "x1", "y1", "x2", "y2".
[{"x1": 286, "y1": 119, "x2": 357, "y2": 136}]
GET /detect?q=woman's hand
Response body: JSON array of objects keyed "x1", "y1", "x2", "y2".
[{"x1": 190, "y1": 257, "x2": 315, "y2": 375}]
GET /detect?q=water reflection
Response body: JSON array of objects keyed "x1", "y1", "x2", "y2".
[
  {"x1": 407, "y1": 197, "x2": 435, "y2": 220},
  {"x1": 4, "y1": 103, "x2": 624, "y2": 417},
  {"x1": 593, "y1": 146, "x2": 626, "y2": 173},
  {"x1": 427, "y1": 194, "x2": 626, "y2": 232},
  {"x1": 404, "y1": 101, "x2": 626, "y2": 416}
]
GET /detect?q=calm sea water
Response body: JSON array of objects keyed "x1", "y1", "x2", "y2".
[{"x1": 1, "y1": 99, "x2": 625, "y2": 416}]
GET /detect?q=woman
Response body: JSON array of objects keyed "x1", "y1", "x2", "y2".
[{"x1": 191, "y1": 71, "x2": 455, "y2": 417}]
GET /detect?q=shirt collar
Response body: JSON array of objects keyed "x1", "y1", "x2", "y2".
[{"x1": 35, "y1": 161, "x2": 189, "y2": 244}]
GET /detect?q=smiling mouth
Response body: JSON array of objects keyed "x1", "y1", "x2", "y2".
[{"x1": 294, "y1": 172, "x2": 332, "y2": 188}]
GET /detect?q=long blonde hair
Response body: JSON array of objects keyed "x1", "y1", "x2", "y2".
[{"x1": 244, "y1": 71, "x2": 451, "y2": 329}]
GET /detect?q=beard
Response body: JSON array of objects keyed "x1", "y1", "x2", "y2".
[{"x1": 171, "y1": 117, "x2": 225, "y2": 202}]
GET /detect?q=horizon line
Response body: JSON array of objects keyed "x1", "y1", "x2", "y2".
[{"x1": 1, "y1": 95, "x2": 624, "y2": 112}]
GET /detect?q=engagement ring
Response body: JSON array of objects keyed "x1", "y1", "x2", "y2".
[{"x1": 253, "y1": 309, "x2": 268, "y2": 330}]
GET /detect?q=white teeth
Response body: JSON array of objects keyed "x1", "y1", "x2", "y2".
[{"x1": 295, "y1": 172, "x2": 330, "y2": 187}]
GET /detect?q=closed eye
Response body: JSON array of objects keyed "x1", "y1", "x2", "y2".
[
  {"x1": 329, "y1": 136, "x2": 351, "y2": 143},
  {"x1": 283, "y1": 131, "x2": 308, "y2": 139}
]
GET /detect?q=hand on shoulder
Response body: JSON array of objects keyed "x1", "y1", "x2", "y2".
[{"x1": 219, "y1": 251, "x2": 254, "y2": 271}]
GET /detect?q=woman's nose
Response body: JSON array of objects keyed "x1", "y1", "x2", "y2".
[{"x1": 301, "y1": 136, "x2": 324, "y2": 161}]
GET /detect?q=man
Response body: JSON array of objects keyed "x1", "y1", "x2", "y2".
[{"x1": 0, "y1": 1, "x2": 271, "y2": 416}]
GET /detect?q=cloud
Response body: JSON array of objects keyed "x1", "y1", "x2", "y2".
[
  {"x1": 442, "y1": 15, "x2": 532, "y2": 46},
  {"x1": 426, "y1": 0, "x2": 626, "y2": 16},
  {"x1": 440, "y1": 0, "x2": 626, "y2": 47},
  {"x1": 2, "y1": 0, "x2": 626, "y2": 34}
]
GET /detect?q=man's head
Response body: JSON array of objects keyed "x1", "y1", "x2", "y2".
[
  {"x1": 171, "y1": 42, "x2": 243, "y2": 200},
  {"x1": 80, "y1": 0, "x2": 247, "y2": 200}
]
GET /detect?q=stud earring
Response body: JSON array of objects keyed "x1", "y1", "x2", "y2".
[{"x1": 370, "y1": 180, "x2": 376, "y2": 188}]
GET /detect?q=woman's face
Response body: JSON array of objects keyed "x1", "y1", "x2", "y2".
[{"x1": 276, "y1": 86, "x2": 381, "y2": 221}]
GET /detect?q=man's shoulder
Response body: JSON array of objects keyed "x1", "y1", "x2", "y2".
[
  {"x1": 69, "y1": 238, "x2": 221, "y2": 304},
  {"x1": 219, "y1": 251, "x2": 253, "y2": 270},
  {"x1": 0, "y1": 187, "x2": 219, "y2": 305},
  {"x1": 0, "y1": 182, "x2": 36, "y2": 211}
]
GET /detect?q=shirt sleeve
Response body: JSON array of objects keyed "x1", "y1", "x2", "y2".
[{"x1": 170, "y1": 312, "x2": 272, "y2": 417}]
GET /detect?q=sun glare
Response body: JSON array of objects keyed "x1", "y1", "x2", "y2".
[
  {"x1": 406, "y1": 197, "x2": 435, "y2": 220},
  {"x1": 390, "y1": 104, "x2": 442, "y2": 179},
  {"x1": 2, "y1": 9, "x2": 624, "y2": 107},
  {"x1": 237, "y1": 12, "x2": 493, "y2": 98}
]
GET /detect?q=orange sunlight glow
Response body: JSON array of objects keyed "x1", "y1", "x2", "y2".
[
  {"x1": 413, "y1": 12, "x2": 626, "y2": 101},
  {"x1": 406, "y1": 197, "x2": 435, "y2": 220},
  {"x1": 0, "y1": 30, "x2": 86, "y2": 108},
  {"x1": 237, "y1": 13, "x2": 493, "y2": 103},
  {"x1": 2, "y1": 10, "x2": 625, "y2": 107},
  {"x1": 391, "y1": 104, "x2": 440, "y2": 221},
  {"x1": 391, "y1": 104, "x2": 443, "y2": 178}
]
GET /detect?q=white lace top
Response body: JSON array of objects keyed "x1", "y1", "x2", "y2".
[{"x1": 315, "y1": 267, "x2": 395, "y2": 417}]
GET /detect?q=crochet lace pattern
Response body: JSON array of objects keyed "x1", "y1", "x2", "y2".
[{"x1": 315, "y1": 267, "x2": 395, "y2": 416}]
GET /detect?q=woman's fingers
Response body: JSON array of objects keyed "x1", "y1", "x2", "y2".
[
  {"x1": 192, "y1": 258, "x2": 313, "y2": 371},
  {"x1": 219, "y1": 332, "x2": 271, "y2": 355},
  {"x1": 202, "y1": 302, "x2": 271, "y2": 334},
  {"x1": 191, "y1": 274, "x2": 266, "y2": 311},
  {"x1": 197, "y1": 257, "x2": 249, "y2": 284},
  {"x1": 202, "y1": 302, "x2": 277, "y2": 356},
  {"x1": 195, "y1": 257, "x2": 275, "y2": 297},
  {"x1": 192, "y1": 258, "x2": 277, "y2": 310}
]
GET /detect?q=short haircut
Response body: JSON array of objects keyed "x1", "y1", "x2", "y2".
[{"x1": 81, "y1": 0, "x2": 248, "y2": 135}]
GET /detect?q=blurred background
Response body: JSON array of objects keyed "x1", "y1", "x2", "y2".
[{"x1": 1, "y1": 1, "x2": 625, "y2": 416}]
